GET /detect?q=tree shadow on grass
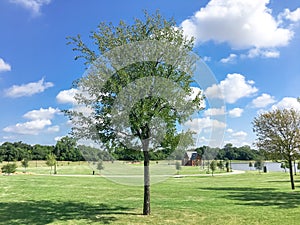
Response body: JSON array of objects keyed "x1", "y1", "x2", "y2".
[
  {"x1": 199, "y1": 187, "x2": 300, "y2": 209},
  {"x1": 0, "y1": 200, "x2": 136, "y2": 225},
  {"x1": 267, "y1": 179, "x2": 300, "y2": 183}
]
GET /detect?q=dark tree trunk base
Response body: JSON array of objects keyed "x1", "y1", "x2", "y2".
[
  {"x1": 288, "y1": 159, "x2": 295, "y2": 190},
  {"x1": 143, "y1": 150, "x2": 150, "y2": 215},
  {"x1": 143, "y1": 184, "x2": 150, "y2": 215}
]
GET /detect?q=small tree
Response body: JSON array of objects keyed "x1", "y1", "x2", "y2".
[
  {"x1": 225, "y1": 161, "x2": 230, "y2": 172},
  {"x1": 210, "y1": 160, "x2": 217, "y2": 176},
  {"x1": 46, "y1": 153, "x2": 56, "y2": 175},
  {"x1": 253, "y1": 108, "x2": 300, "y2": 189},
  {"x1": 249, "y1": 161, "x2": 253, "y2": 170},
  {"x1": 281, "y1": 161, "x2": 289, "y2": 173},
  {"x1": 254, "y1": 159, "x2": 264, "y2": 173},
  {"x1": 175, "y1": 161, "x2": 181, "y2": 175},
  {"x1": 1, "y1": 163, "x2": 17, "y2": 175},
  {"x1": 97, "y1": 160, "x2": 104, "y2": 174},
  {"x1": 21, "y1": 158, "x2": 29, "y2": 172},
  {"x1": 217, "y1": 160, "x2": 224, "y2": 171},
  {"x1": 297, "y1": 161, "x2": 300, "y2": 173}
]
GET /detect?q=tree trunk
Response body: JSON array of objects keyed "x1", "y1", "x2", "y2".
[
  {"x1": 288, "y1": 158, "x2": 295, "y2": 190},
  {"x1": 143, "y1": 150, "x2": 150, "y2": 215}
]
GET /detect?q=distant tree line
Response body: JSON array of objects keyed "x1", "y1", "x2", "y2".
[
  {"x1": 194, "y1": 143, "x2": 266, "y2": 161},
  {"x1": 0, "y1": 137, "x2": 267, "y2": 163},
  {"x1": 0, "y1": 137, "x2": 84, "y2": 162}
]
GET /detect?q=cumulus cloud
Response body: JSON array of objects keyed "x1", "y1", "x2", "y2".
[
  {"x1": 224, "y1": 140, "x2": 251, "y2": 147},
  {"x1": 181, "y1": 0, "x2": 300, "y2": 59},
  {"x1": 271, "y1": 97, "x2": 300, "y2": 111},
  {"x1": 56, "y1": 88, "x2": 78, "y2": 104},
  {"x1": 232, "y1": 131, "x2": 247, "y2": 138},
  {"x1": 244, "y1": 48, "x2": 280, "y2": 58},
  {"x1": 184, "y1": 117, "x2": 226, "y2": 133},
  {"x1": 278, "y1": 8, "x2": 300, "y2": 23},
  {"x1": 3, "y1": 107, "x2": 61, "y2": 135},
  {"x1": 5, "y1": 77, "x2": 53, "y2": 98},
  {"x1": 252, "y1": 93, "x2": 276, "y2": 108},
  {"x1": 226, "y1": 128, "x2": 233, "y2": 133},
  {"x1": 225, "y1": 129, "x2": 249, "y2": 147},
  {"x1": 9, "y1": 0, "x2": 51, "y2": 16},
  {"x1": 3, "y1": 119, "x2": 52, "y2": 135},
  {"x1": 202, "y1": 56, "x2": 211, "y2": 62},
  {"x1": 47, "y1": 125, "x2": 60, "y2": 133},
  {"x1": 181, "y1": 0, "x2": 294, "y2": 49},
  {"x1": 205, "y1": 73, "x2": 258, "y2": 103},
  {"x1": 228, "y1": 108, "x2": 244, "y2": 118},
  {"x1": 204, "y1": 106, "x2": 226, "y2": 116},
  {"x1": 23, "y1": 107, "x2": 60, "y2": 120},
  {"x1": 220, "y1": 54, "x2": 237, "y2": 63},
  {"x1": 0, "y1": 58, "x2": 11, "y2": 72}
]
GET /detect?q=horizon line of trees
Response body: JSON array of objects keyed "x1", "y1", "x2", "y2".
[{"x1": 0, "y1": 137, "x2": 269, "y2": 163}]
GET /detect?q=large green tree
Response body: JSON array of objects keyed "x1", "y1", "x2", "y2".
[
  {"x1": 66, "y1": 12, "x2": 202, "y2": 215},
  {"x1": 253, "y1": 108, "x2": 300, "y2": 189},
  {"x1": 54, "y1": 136, "x2": 82, "y2": 161}
]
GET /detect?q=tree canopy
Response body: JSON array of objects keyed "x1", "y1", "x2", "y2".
[
  {"x1": 253, "y1": 108, "x2": 300, "y2": 189},
  {"x1": 66, "y1": 11, "x2": 203, "y2": 215}
]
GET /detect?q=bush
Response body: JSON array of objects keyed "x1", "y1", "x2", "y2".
[
  {"x1": 1, "y1": 163, "x2": 17, "y2": 174},
  {"x1": 254, "y1": 159, "x2": 264, "y2": 173},
  {"x1": 175, "y1": 161, "x2": 181, "y2": 174}
]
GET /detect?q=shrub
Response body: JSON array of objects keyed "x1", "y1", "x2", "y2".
[
  {"x1": 175, "y1": 161, "x2": 181, "y2": 174},
  {"x1": 1, "y1": 163, "x2": 17, "y2": 174}
]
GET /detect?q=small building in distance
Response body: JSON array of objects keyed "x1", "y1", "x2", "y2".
[{"x1": 182, "y1": 151, "x2": 201, "y2": 166}]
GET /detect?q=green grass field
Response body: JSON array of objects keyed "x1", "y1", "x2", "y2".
[
  {"x1": 0, "y1": 160, "x2": 227, "y2": 176},
  {"x1": 0, "y1": 162, "x2": 300, "y2": 225}
]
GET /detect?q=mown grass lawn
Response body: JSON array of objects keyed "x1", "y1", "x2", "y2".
[
  {"x1": 1, "y1": 160, "x2": 228, "y2": 176},
  {"x1": 0, "y1": 170, "x2": 299, "y2": 225}
]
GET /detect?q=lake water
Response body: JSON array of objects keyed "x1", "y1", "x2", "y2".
[{"x1": 231, "y1": 162, "x2": 286, "y2": 172}]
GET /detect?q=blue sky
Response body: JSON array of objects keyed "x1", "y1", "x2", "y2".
[{"x1": 0, "y1": 0, "x2": 299, "y2": 147}]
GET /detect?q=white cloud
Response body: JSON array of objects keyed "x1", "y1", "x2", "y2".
[
  {"x1": 226, "y1": 128, "x2": 233, "y2": 133},
  {"x1": 225, "y1": 130, "x2": 249, "y2": 147},
  {"x1": 184, "y1": 117, "x2": 226, "y2": 133},
  {"x1": 3, "y1": 119, "x2": 51, "y2": 135},
  {"x1": 204, "y1": 106, "x2": 226, "y2": 116},
  {"x1": 205, "y1": 73, "x2": 258, "y2": 103},
  {"x1": 23, "y1": 107, "x2": 60, "y2": 120},
  {"x1": 224, "y1": 139, "x2": 251, "y2": 147},
  {"x1": 228, "y1": 108, "x2": 244, "y2": 118},
  {"x1": 232, "y1": 131, "x2": 247, "y2": 138},
  {"x1": 0, "y1": 58, "x2": 11, "y2": 72},
  {"x1": 252, "y1": 93, "x2": 276, "y2": 108},
  {"x1": 47, "y1": 125, "x2": 60, "y2": 133},
  {"x1": 202, "y1": 56, "x2": 211, "y2": 62},
  {"x1": 271, "y1": 97, "x2": 300, "y2": 111},
  {"x1": 5, "y1": 78, "x2": 54, "y2": 98},
  {"x1": 3, "y1": 107, "x2": 61, "y2": 136},
  {"x1": 56, "y1": 88, "x2": 78, "y2": 104},
  {"x1": 220, "y1": 54, "x2": 237, "y2": 63},
  {"x1": 181, "y1": 0, "x2": 294, "y2": 49},
  {"x1": 9, "y1": 0, "x2": 51, "y2": 16},
  {"x1": 244, "y1": 48, "x2": 280, "y2": 58},
  {"x1": 279, "y1": 8, "x2": 300, "y2": 22}
]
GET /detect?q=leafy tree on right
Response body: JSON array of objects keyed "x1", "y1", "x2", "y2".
[{"x1": 253, "y1": 108, "x2": 300, "y2": 189}]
